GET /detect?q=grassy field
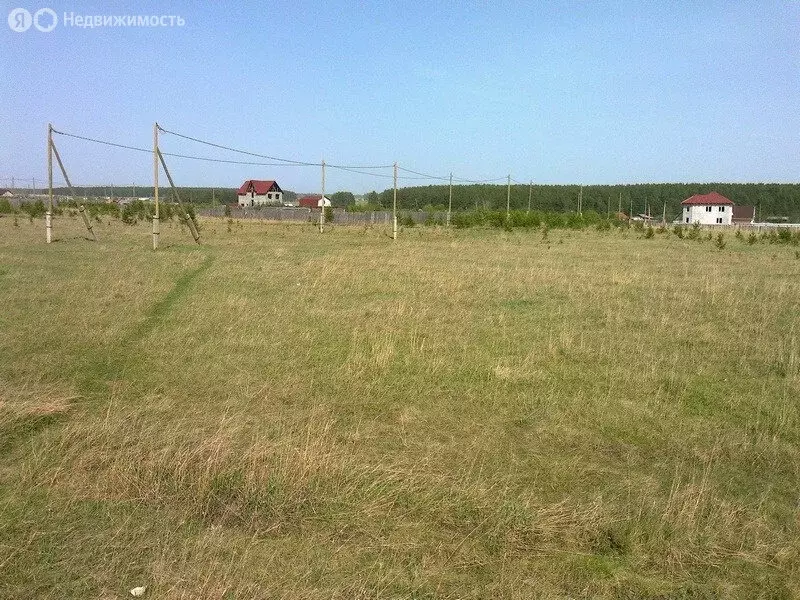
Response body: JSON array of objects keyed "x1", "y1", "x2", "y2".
[{"x1": 1, "y1": 214, "x2": 799, "y2": 599}]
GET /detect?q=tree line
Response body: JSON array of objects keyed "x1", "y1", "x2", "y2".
[
  {"x1": 39, "y1": 182, "x2": 800, "y2": 221},
  {"x1": 371, "y1": 183, "x2": 800, "y2": 222}
]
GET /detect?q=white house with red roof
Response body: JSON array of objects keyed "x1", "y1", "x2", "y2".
[
  {"x1": 237, "y1": 180, "x2": 283, "y2": 207},
  {"x1": 680, "y1": 192, "x2": 734, "y2": 225}
]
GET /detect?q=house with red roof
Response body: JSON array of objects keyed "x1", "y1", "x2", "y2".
[
  {"x1": 237, "y1": 180, "x2": 283, "y2": 207},
  {"x1": 297, "y1": 194, "x2": 331, "y2": 208},
  {"x1": 680, "y1": 192, "x2": 735, "y2": 225}
]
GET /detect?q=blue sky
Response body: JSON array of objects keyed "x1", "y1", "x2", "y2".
[{"x1": 2, "y1": 1, "x2": 799, "y2": 193}]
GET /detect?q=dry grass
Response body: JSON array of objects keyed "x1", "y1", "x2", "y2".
[{"x1": 0, "y1": 215, "x2": 798, "y2": 598}]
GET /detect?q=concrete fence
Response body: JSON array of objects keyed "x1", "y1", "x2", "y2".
[{"x1": 198, "y1": 206, "x2": 448, "y2": 226}]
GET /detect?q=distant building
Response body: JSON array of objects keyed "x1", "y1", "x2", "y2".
[
  {"x1": 732, "y1": 205, "x2": 755, "y2": 225},
  {"x1": 298, "y1": 194, "x2": 331, "y2": 208},
  {"x1": 680, "y1": 192, "x2": 734, "y2": 225},
  {"x1": 237, "y1": 180, "x2": 283, "y2": 207},
  {"x1": 1, "y1": 190, "x2": 13, "y2": 198}
]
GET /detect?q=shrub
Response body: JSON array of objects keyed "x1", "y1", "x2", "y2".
[
  {"x1": 673, "y1": 225, "x2": 685, "y2": 239},
  {"x1": 715, "y1": 232, "x2": 726, "y2": 250},
  {"x1": 644, "y1": 225, "x2": 654, "y2": 239},
  {"x1": 0, "y1": 198, "x2": 14, "y2": 214},
  {"x1": 747, "y1": 232, "x2": 758, "y2": 245},
  {"x1": 687, "y1": 223, "x2": 701, "y2": 240},
  {"x1": 19, "y1": 199, "x2": 46, "y2": 218},
  {"x1": 224, "y1": 204, "x2": 232, "y2": 217}
]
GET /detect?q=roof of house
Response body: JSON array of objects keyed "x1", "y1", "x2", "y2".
[
  {"x1": 1, "y1": 190, "x2": 13, "y2": 197},
  {"x1": 681, "y1": 191, "x2": 734, "y2": 206},
  {"x1": 298, "y1": 194, "x2": 330, "y2": 207},
  {"x1": 237, "y1": 180, "x2": 280, "y2": 195},
  {"x1": 732, "y1": 205, "x2": 755, "y2": 221}
]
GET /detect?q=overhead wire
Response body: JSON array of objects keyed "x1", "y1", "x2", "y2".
[{"x1": 52, "y1": 126, "x2": 523, "y2": 186}]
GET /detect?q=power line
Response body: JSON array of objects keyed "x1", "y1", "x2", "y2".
[
  {"x1": 51, "y1": 129, "x2": 313, "y2": 167},
  {"x1": 160, "y1": 125, "x2": 398, "y2": 170},
  {"x1": 51, "y1": 126, "x2": 522, "y2": 187},
  {"x1": 397, "y1": 166, "x2": 450, "y2": 180},
  {"x1": 158, "y1": 125, "x2": 320, "y2": 167}
]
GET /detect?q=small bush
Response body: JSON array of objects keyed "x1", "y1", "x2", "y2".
[
  {"x1": 224, "y1": 204, "x2": 232, "y2": 217},
  {"x1": 747, "y1": 232, "x2": 758, "y2": 245},
  {"x1": 0, "y1": 198, "x2": 14, "y2": 214},
  {"x1": 715, "y1": 232, "x2": 726, "y2": 250},
  {"x1": 673, "y1": 225, "x2": 685, "y2": 239},
  {"x1": 644, "y1": 225, "x2": 654, "y2": 239},
  {"x1": 687, "y1": 223, "x2": 701, "y2": 240},
  {"x1": 324, "y1": 207, "x2": 334, "y2": 223},
  {"x1": 19, "y1": 199, "x2": 46, "y2": 218}
]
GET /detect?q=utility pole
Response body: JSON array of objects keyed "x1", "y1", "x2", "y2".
[
  {"x1": 153, "y1": 122, "x2": 160, "y2": 250},
  {"x1": 133, "y1": 182, "x2": 136, "y2": 198},
  {"x1": 11, "y1": 176, "x2": 14, "y2": 191},
  {"x1": 527, "y1": 180, "x2": 532, "y2": 214},
  {"x1": 506, "y1": 174, "x2": 511, "y2": 218},
  {"x1": 447, "y1": 172, "x2": 452, "y2": 227},
  {"x1": 320, "y1": 160, "x2": 325, "y2": 233},
  {"x1": 47, "y1": 124, "x2": 53, "y2": 243},
  {"x1": 662, "y1": 202, "x2": 666, "y2": 226},
  {"x1": 578, "y1": 185, "x2": 583, "y2": 215},
  {"x1": 618, "y1": 191, "x2": 622, "y2": 216},
  {"x1": 392, "y1": 162, "x2": 398, "y2": 240},
  {"x1": 31, "y1": 177, "x2": 35, "y2": 195}
]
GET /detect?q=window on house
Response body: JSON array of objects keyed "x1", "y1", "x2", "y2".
[
  {"x1": 719, "y1": 206, "x2": 725, "y2": 212},
  {"x1": 685, "y1": 218, "x2": 689, "y2": 223},
  {"x1": 685, "y1": 206, "x2": 689, "y2": 211},
  {"x1": 716, "y1": 217, "x2": 723, "y2": 224},
  {"x1": 705, "y1": 206, "x2": 712, "y2": 212}
]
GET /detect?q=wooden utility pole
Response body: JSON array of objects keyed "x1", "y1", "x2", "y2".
[
  {"x1": 320, "y1": 160, "x2": 325, "y2": 233},
  {"x1": 47, "y1": 123, "x2": 53, "y2": 243},
  {"x1": 153, "y1": 123, "x2": 160, "y2": 250},
  {"x1": 392, "y1": 162, "x2": 398, "y2": 240},
  {"x1": 506, "y1": 174, "x2": 511, "y2": 217},
  {"x1": 662, "y1": 202, "x2": 666, "y2": 226},
  {"x1": 578, "y1": 185, "x2": 583, "y2": 215},
  {"x1": 447, "y1": 172, "x2": 452, "y2": 227},
  {"x1": 527, "y1": 180, "x2": 532, "y2": 214},
  {"x1": 618, "y1": 191, "x2": 622, "y2": 216}
]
